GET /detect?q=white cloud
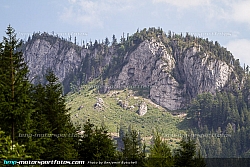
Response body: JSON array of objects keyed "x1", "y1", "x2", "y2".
[
  {"x1": 59, "y1": 0, "x2": 133, "y2": 28},
  {"x1": 226, "y1": 39, "x2": 250, "y2": 66},
  {"x1": 152, "y1": 0, "x2": 210, "y2": 9},
  {"x1": 152, "y1": 0, "x2": 250, "y2": 28},
  {"x1": 60, "y1": 0, "x2": 104, "y2": 28},
  {"x1": 230, "y1": 0, "x2": 250, "y2": 27},
  {"x1": 205, "y1": 0, "x2": 250, "y2": 28}
]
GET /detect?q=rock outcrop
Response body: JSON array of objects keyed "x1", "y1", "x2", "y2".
[
  {"x1": 23, "y1": 32, "x2": 240, "y2": 111},
  {"x1": 111, "y1": 39, "x2": 233, "y2": 110},
  {"x1": 23, "y1": 33, "x2": 113, "y2": 93},
  {"x1": 138, "y1": 102, "x2": 147, "y2": 116},
  {"x1": 24, "y1": 36, "x2": 82, "y2": 85},
  {"x1": 94, "y1": 98, "x2": 105, "y2": 110},
  {"x1": 117, "y1": 98, "x2": 131, "y2": 110}
]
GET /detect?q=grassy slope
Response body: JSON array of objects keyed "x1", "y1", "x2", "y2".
[{"x1": 66, "y1": 80, "x2": 189, "y2": 149}]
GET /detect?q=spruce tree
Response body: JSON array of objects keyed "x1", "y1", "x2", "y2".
[
  {"x1": 78, "y1": 119, "x2": 117, "y2": 161},
  {"x1": 0, "y1": 25, "x2": 33, "y2": 147},
  {"x1": 28, "y1": 83, "x2": 54, "y2": 159},
  {"x1": 173, "y1": 135, "x2": 206, "y2": 167},
  {"x1": 121, "y1": 129, "x2": 145, "y2": 165},
  {"x1": 31, "y1": 70, "x2": 78, "y2": 160},
  {"x1": 146, "y1": 130, "x2": 173, "y2": 167}
]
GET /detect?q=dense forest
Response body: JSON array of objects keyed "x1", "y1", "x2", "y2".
[
  {"x1": 188, "y1": 91, "x2": 250, "y2": 158},
  {"x1": 1, "y1": 25, "x2": 250, "y2": 166}
]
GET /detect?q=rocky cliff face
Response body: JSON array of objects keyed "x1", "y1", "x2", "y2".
[
  {"x1": 23, "y1": 32, "x2": 239, "y2": 110},
  {"x1": 25, "y1": 38, "x2": 83, "y2": 82},
  {"x1": 23, "y1": 33, "x2": 113, "y2": 93},
  {"x1": 181, "y1": 47, "x2": 232, "y2": 95},
  {"x1": 111, "y1": 39, "x2": 234, "y2": 110},
  {"x1": 113, "y1": 39, "x2": 184, "y2": 110}
]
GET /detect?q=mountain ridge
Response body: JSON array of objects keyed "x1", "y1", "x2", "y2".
[{"x1": 22, "y1": 28, "x2": 246, "y2": 110}]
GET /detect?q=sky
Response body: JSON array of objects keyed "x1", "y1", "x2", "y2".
[{"x1": 1, "y1": 0, "x2": 250, "y2": 66}]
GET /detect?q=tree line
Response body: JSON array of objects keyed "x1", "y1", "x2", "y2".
[{"x1": 188, "y1": 87, "x2": 250, "y2": 157}]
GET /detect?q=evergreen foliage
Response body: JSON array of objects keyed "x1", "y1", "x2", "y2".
[
  {"x1": 173, "y1": 135, "x2": 206, "y2": 167},
  {"x1": 0, "y1": 25, "x2": 33, "y2": 149},
  {"x1": 122, "y1": 129, "x2": 145, "y2": 160},
  {"x1": 188, "y1": 89, "x2": 250, "y2": 157},
  {"x1": 145, "y1": 130, "x2": 173, "y2": 167},
  {"x1": 77, "y1": 119, "x2": 117, "y2": 161},
  {"x1": 0, "y1": 130, "x2": 31, "y2": 160},
  {"x1": 30, "y1": 70, "x2": 78, "y2": 160}
]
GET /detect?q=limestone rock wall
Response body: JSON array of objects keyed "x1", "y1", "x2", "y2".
[
  {"x1": 24, "y1": 38, "x2": 83, "y2": 84},
  {"x1": 24, "y1": 35, "x2": 237, "y2": 110},
  {"x1": 112, "y1": 39, "x2": 234, "y2": 110}
]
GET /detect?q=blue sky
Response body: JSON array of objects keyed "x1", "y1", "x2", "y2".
[{"x1": 1, "y1": 0, "x2": 250, "y2": 66}]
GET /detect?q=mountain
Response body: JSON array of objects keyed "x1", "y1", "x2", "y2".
[
  {"x1": 20, "y1": 27, "x2": 250, "y2": 158},
  {"x1": 22, "y1": 28, "x2": 245, "y2": 111}
]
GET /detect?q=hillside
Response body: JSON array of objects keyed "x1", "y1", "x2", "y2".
[
  {"x1": 65, "y1": 78, "x2": 188, "y2": 151},
  {"x1": 22, "y1": 27, "x2": 245, "y2": 111},
  {"x1": 20, "y1": 27, "x2": 250, "y2": 158}
]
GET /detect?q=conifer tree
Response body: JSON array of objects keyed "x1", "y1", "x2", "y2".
[
  {"x1": 119, "y1": 121, "x2": 126, "y2": 139},
  {"x1": 105, "y1": 37, "x2": 110, "y2": 46},
  {"x1": 146, "y1": 130, "x2": 173, "y2": 167},
  {"x1": 112, "y1": 35, "x2": 117, "y2": 45},
  {"x1": 78, "y1": 119, "x2": 117, "y2": 161},
  {"x1": 0, "y1": 25, "x2": 33, "y2": 146},
  {"x1": 122, "y1": 129, "x2": 145, "y2": 164},
  {"x1": 27, "y1": 84, "x2": 52, "y2": 159},
  {"x1": 174, "y1": 135, "x2": 206, "y2": 167},
  {"x1": 30, "y1": 70, "x2": 78, "y2": 160}
]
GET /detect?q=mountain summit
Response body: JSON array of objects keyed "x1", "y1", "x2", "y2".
[{"x1": 22, "y1": 28, "x2": 246, "y2": 110}]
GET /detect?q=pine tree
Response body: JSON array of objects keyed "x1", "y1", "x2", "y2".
[
  {"x1": 119, "y1": 121, "x2": 126, "y2": 139},
  {"x1": 27, "y1": 84, "x2": 52, "y2": 159},
  {"x1": 146, "y1": 130, "x2": 173, "y2": 167},
  {"x1": 0, "y1": 25, "x2": 33, "y2": 147},
  {"x1": 210, "y1": 136, "x2": 222, "y2": 157},
  {"x1": 78, "y1": 119, "x2": 117, "y2": 161},
  {"x1": 226, "y1": 123, "x2": 233, "y2": 134},
  {"x1": 94, "y1": 40, "x2": 98, "y2": 48},
  {"x1": 31, "y1": 70, "x2": 78, "y2": 160},
  {"x1": 122, "y1": 129, "x2": 145, "y2": 163},
  {"x1": 105, "y1": 37, "x2": 110, "y2": 46},
  {"x1": 174, "y1": 135, "x2": 206, "y2": 167},
  {"x1": 112, "y1": 35, "x2": 117, "y2": 45}
]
